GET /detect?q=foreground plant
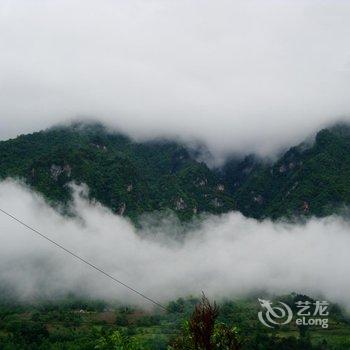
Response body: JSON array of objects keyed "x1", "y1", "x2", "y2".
[{"x1": 170, "y1": 294, "x2": 242, "y2": 350}]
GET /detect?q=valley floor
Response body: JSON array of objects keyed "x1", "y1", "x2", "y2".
[{"x1": 0, "y1": 295, "x2": 349, "y2": 349}]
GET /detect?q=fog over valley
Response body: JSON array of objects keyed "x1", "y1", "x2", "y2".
[{"x1": 0, "y1": 180, "x2": 349, "y2": 309}]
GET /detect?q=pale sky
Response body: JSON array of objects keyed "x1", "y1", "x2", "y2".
[{"x1": 1, "y1": 0, "x2": 350, "y2": 159}]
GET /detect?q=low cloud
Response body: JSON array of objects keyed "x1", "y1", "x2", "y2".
[
  {"x1": 0, "y1": 180, "x2": 349, "y2": 308},
  {"x1": 1, "y1": 0, "x2": 350, "y2": 160}
]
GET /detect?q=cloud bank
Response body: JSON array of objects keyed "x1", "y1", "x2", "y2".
[
  {"x1": 0, "y1": 180, "x2": 349, "y2": 308},
  {"x1": 1, "y1": 0, "x2": 350, "y2": 159}
]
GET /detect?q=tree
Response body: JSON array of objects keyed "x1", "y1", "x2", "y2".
[{"x1": 170, "y1": 294, "x2": 242, "y2": 350}]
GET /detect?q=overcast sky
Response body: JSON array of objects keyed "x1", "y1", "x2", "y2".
[{"x1": 1, "y1": 0, "x2": 350, "y2": 159}]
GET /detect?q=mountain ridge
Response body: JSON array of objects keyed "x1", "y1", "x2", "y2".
[{"x1": 1, "y1": 121, "x2": 350, "y2": 221}]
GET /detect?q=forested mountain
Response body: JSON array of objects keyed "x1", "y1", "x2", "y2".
[
  {"x1": 0, "y1": 122, "x2": 235, "y2": 221},
  {"x1": 1, "y1": 122, "x2": 350, "y2": 220},
  {"x1": 224, "y1": 124, "x2": 350, "y2": 219}
]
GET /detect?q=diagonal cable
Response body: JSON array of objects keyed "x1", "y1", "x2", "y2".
[{"x1": 0, "y1": 207, "x2": 167, "y2": 311}]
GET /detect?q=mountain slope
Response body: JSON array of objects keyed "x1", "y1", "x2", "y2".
[
  {"x1": 1, "y1": 122, "x2": 350, "y2": 220},
  {"x1": 0, "y1": 123, "x2": 234, "y2": 220},
  {"x1": 225, "y1": 125, "x2": 350, "y2": 218}
]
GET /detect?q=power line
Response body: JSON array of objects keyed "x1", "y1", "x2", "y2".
[{"x1": 0, "y1": 208, "x2": 167, "y2": 311}]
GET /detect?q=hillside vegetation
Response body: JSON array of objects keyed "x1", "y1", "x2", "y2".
[{"x1": 1, "y1": 122, "x2": 350, "y2": 220}]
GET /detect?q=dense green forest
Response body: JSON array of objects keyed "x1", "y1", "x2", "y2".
[
  {"x1": 1, "y1": 121, "x2": 350, "y2": 220},
  {"x1": 0, "y1": 293, "x2": 349, "y2": 349},
  {"x1": 0, "y1": 122, "x2": 235, "y2": 221}
]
